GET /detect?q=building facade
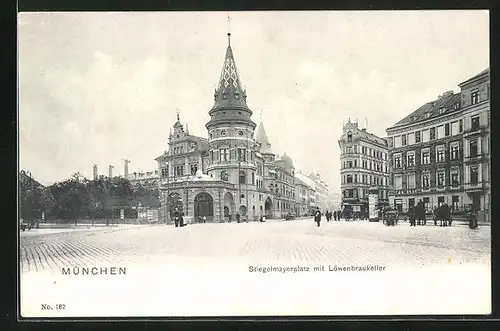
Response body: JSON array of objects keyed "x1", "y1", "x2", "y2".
[
  {"x1": 386, "y1": 68, "x2": 490, "y2": 221},
  {"x1": 338, "y1": 120, "x2": 390, "y2": 216},
  {"x1": 154, "y1": 33, "x2": 298, "y2": 223}
]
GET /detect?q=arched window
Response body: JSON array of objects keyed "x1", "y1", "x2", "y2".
[
  {"x1": 347, "y1": 131, "x2": 353, "y2": 142},
  {"x1": 239, "y1": 170, "x2": 246, "y2": 184},
  {"x1": 252, "y1": 172, "x2": 255, "y2": 185},
  {"x1": 221, "y1": 171, "x2": 228, "y2": 181}
]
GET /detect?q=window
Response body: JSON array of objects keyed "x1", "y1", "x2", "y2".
[
  {"x1": 450, "y1": 142, "x2": 460, "y2": 160},
  {"x1": 469, "y1": 140, "x2": 478, "y2": 157},
  {"x1": 347, "y1": 132, "x2": 352, "y2": 142},
  {"x1": 174, "y1": 165, "x2": 184, "y2": 176},
  {"x1": 252, "y1": 172, "x2": 255, "y2": 185},
  {"x1": 450, "y1": 121, "x2": 459, "y2": 136},
  {"x1": 402, "y1": 134, "x2": 407, "y2": 146},
  {"x1": 438, "y1": 108, "x2": 446, "y2": 115},
  {"x1": 450, "y1": 168, "x2": 460, "y2": 187},
  {"x1": 436, "y1": 145, "x2": 445, "y2": 163},
  {"x1": 470, "y1": 166, "x2": 479, "y2": 184},
  {"x1": 471, "y1": 116, "x2": 480, "y2": 131},
  {"x1": 459, "y1": 119, "x2": 463, "y2": 132},
  {"x1": 421, "y1": 172, "x2": 430, "y2": 189},
  {"x1": 438, "y1": 196, "x2": 445, "y2": 206},
  {"x1": 422, "y1": 129, "x2": 430, "y2": 142},
  {"x1": 393, "y1": 154, "x2": 402, "y2": 168},
  {"x1": 239, "y1": 170, "x2": 246, "y2": 184},
  {"x1": 394, "y1": 175, "x2": 403, "y2": 190},
  {"x1": 452, "y1": 195, "x2": 460, "y2": 211},
  {"x1": 161, "y1": 168, "x2": 168, "y2": 178},
  {"x1": 408, "y1": 133, "x2": 415, "y2": 145},
  {"x1": 220, "y1": 148, "x2": 229, "y2": 161},
  {"x1": 346, "y1": 175, "x2": 353, "y2": 183},
  {"x1": 423, "y1": 197, "x2": 430, "y2": 211},
  {"x1": 430, "y1": 127, "x2": 436, "y2": 140},
  {"x1": 354, "y1": 159, "x2": 358, "y2": 167},
  {"x1": 190, "y1": 163, "x2": 198, "y2": 175},
  {"x1": 407, "y1": 173, "x2": 416, "y2": 189},
  {"x1": 406, "y1": 151, "x2": 415, "y2": 167},
  {"x1": 237, "y1": 148, "x2": 246, "y2": 161},
  {"x1": 221, "y1": 130, "x2": 226, "y2": 136},
  {"x1": 394, "y1": 136, "x2": 402, "y2": 148},
  {"x1": 444, "y1": 123, "x2": 450, "y2": 136},
  {"x1": 437, "y1": 125, "x2": 445, "y2": 139},
  {"x1": 421, "y1": 149, "x2": 430, "y2": 165},
  {"x1": 471, "y1": 89, "x2": 480, "y2": 105},
  {"x1": 415, "y1": 131, "x2": 421, "y2": 143},
  {"x1": 238, "y1": 131, "x2": 244, "y2": 136},
  {"x1": 437, "y1": 169, "x2": 445, "y2": 188},
  {"x1": 354, "y1": 174, "x2": 358, "y2": 183}
]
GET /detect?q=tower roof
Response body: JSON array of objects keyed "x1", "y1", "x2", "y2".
[
  {"x1": 255, "y1": 121, "x2": 273, "y2": 154},
  {"x1": 211, "y1": 34, "x2": 250, "y2": 111}
]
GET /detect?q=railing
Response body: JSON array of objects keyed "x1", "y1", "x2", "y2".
[{"x1": 464, "y1": 181, "x2": 488, "y2": 191}]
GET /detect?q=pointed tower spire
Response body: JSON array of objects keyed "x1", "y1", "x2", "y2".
[{"x1": 255, "y1": 121, "x2": 273, "y2": 155}]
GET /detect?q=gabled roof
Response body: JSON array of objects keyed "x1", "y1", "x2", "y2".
[
  {"x1": 387, "y1": 92, "x2": 461, "y2": 130},
  {"x1": 255, "y1": 121, "x2": 273, "y2": 154},
  {"x1": 459, "y1": 67, "x2": 489, "y2": 86}
]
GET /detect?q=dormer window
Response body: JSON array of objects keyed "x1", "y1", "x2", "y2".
[
  {"x1": 425, "y1": 112, "x2": 431, "y2": 119},
  {"x1": 438, "y1": 107, "x2": 446, "y2": 114},
  {"x1": 347, "y1": 132, "x2": 352, "y2": 142},
  {"x1": 453, "y1": 103, "x2": 460, "y2": 110}
]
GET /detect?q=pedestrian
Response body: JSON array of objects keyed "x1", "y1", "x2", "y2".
[
  {"x1": 314, "y1": 209, "x2": 322, "y2": 227},
  {"x1": 236, "y1": 213, "x2": 240, "y2": 223},
  {"x1": 174, "y1": 210, "x2": 180, "y2": 227},
  {"x1": 180, "y1": 212, "x2": 186, "y2": 227},
  {"x1": 416, "y1": 200, "x2": 424, "y2": 226},
  {"x1": 333, "y1": 211, "x2": 337, "y2": 221},
  {"x1": 203, "y1": 215, "x2": 207, "y2": 223},
  {"x1": 409, "y1": 205, "x2": 415, "y2": 226}
]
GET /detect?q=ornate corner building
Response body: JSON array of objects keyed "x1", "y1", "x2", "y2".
[
  {"x1": 338, "y1": 120, "x2": 390, "y2": 215},
  {"x1": 154, "y1": 33, "x2": 304, "y2": 223},
  {"x1": 386, "y1": 68, "x2": 490, "y2": 222}
]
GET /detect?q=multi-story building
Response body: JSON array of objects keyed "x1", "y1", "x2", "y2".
[
  {"x1": 293, "y1": 173, "x2": 316, "y2": 216},
  {"x1": 154, "y1": 33, "x2": 298, "y2": 223},
  {"x1": 386, "y1": 68, "x2": 490, "y2": 222},
  {"x1": 306, "y1": 172, "x2": 329, "y2": 211},
  {"x1": 338, "y1": 120, "x2": 390, "y2": 216}
]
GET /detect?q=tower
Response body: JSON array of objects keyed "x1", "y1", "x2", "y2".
[
  {"x1": 93, "y1": 164, "x2": 98, "y2": 180},
  {"x1": 205, "y1": 32, "x2": 258, "y2": 215},
  {"x1": 255, "y1": 121, "x2": 275, "y2": 162},
  {"x1": 109, "y1": 165, "x2": 114, "y2": 178},
  {"x1": 123, "y1": 159, "x2": 130, "y2": 178}
]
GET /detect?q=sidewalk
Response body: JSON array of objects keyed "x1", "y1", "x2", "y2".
[{"x1": 19, "y1": 224, "x2": 151, "y2": 237}]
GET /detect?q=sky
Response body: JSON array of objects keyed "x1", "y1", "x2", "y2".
[{"x1": 18, "y1": 11, "x2": 489, "y2": 192}]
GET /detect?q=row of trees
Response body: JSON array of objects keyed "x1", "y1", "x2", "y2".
[{"x1": 20, "y1": 173, "x2": 160, "y2": 224}]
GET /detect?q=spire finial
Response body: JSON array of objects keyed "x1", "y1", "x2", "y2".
[
  {"x1": 176, "y1": 108, "x2": 180, "y2": 121},
  {"x1": 260, "y1": 107, "x2": 263, "y2": 122},
  {"x1": 227, "y1": 13, "x2": 232, "y2": 46}
]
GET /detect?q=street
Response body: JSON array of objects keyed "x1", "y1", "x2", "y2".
[
  {"x1": 20, "y1": 218, "x2": 490, "y2": 273},
  {"x1": 20, "y1": 218, "x2": 491, "y2": 317}
]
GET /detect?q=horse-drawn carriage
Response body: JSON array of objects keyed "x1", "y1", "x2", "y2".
[{"x1": 383, "y1": 210, "x2": 398, "y2": 226}]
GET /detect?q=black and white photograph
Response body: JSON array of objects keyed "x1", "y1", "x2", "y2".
[{"x1": 18, "y1": 10, "x2": 490, "y2": 317}]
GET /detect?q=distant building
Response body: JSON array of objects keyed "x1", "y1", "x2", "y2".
[
  {"x1": 338, "y1": 120, "x2": 390, "y2": 215},
  {"x1": 386, "y1": 68, "x2": 490, "y2": 222},
  {"x1": 294, "y1": 172, "x2": 317, "y2": 216}
]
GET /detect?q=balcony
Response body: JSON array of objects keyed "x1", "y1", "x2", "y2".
[
  {"x1": 464, "y1": 181, "x2": 488, "y2": 192},
  {"x1": 464, "y1": 153, "x2": 488, "y2": 164},
  {"x1": 463, "y1": 125, "x2": 489, "y2": 138}
]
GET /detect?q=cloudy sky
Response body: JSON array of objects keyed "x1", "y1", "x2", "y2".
[{"x1": 18, "y1": 11, "x2": 489, "y2": 192}]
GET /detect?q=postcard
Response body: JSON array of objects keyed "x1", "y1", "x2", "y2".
[{"x1": 18, "y1": 10, "x2": 491, "y2": 318}]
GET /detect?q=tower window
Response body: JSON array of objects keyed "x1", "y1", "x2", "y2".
[
  {"x1": 347, "y1": 132, "x2": 352, "y2": 142},
  {"x1": 238, "y1": 131, "x2": 243, "y2": 136},
  {"x1": 238, "y1": 111, "x2": 242, "y2": 114},
  {"x1": 235, "y1": 93, "x2": 240, "y2": 99},
  {"x1": 221, "y1": 130, "x2": 226, "y2": 136}
]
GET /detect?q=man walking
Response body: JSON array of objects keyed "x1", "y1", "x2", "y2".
[
  {"x1": 174, "y1": 209, "x2": 180, "y2": 227},
  {"x1": 314, "y1": 208, "x2": 322, "y2": 227}
]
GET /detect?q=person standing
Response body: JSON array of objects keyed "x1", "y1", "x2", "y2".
[
  {"x1": 236, "y1": 213, "x2": 240, "y2": 223},
  {"x1": 174, "y1": 210, "x2": 180, "y2": 227},
  {"x1": 180, "y1": 212, "x2": 185, "y2": 227},
  {"x1": 416, "y1": 200, "x2": 424, "y2": 226},
  {"x1": 314, "y1": 209, "x2": 322, "y2": 227},
  {"x1": 333, "y1": 211, "x2": 337, "y2": 221},
  {"x1": 409, "y1": 205, "x2": 416, "y2": 226},
  {"x1": 203, "y1": 215, "x2": 207, "y2": 223}
]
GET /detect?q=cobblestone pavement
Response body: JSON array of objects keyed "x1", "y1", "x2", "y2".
[{"x1": 19, "y1": 218, "x2": 490, "y2": 273}]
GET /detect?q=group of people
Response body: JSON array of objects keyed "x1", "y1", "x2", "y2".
[
  {"x1": 173, "y1": 210, "x2": 186, "y2": 227},
  {"x1": 407, "y1": 200, "x2": 452, "y2": 227},
  {"x1": 323, "y1": 210, "x2": 344, "y2": 222}
]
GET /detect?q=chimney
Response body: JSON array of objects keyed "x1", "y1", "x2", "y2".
[
  {"x1": 109, "y1": 165, "x2": 114, "y2": 178},
  {"x1": 93, "y1": 164, "x2": 98, "y2": 180}
]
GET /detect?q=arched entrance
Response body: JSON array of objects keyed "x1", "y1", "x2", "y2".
[
  {"x1": 194, "y1": 192, "x2": 214, "y2": 222},
  {"x1": 224, "y1": 192, "x2": 235, "y2": 222},
  {"x1": 265, "y1": 197, "x2": 273, "y2": 218}
]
